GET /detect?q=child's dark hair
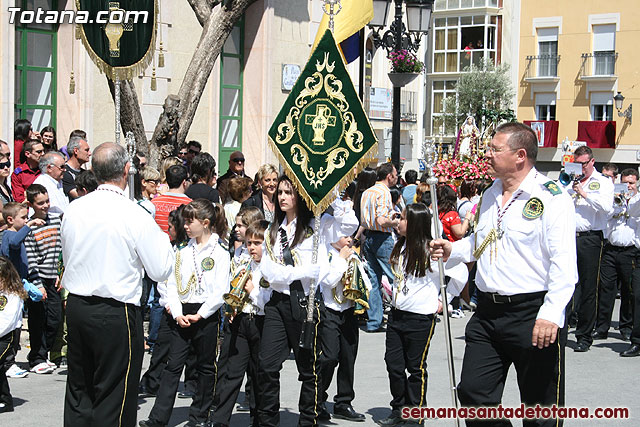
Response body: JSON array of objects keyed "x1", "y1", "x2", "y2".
[
  {"x1": 2, "y1": 202, "x2": 26, "y2": 221},
  {"x1": 75, "y1": 170, "x2": 98, "y2": 194},
  {"x1": 390, "y1": 187, "x2": 402, "y2": 206},
  {"x1": 390, "y1": 203, "x2": 432, "y2": 277},
  {"x1": 245, "y1": 219, "x2": 269, "y2": 242},
  {"x1": 269, "y1": 175, "x2": 313, "y2": 248},
  {"x1": 0, "y1": 256, "x2": 27, "y2": 300},
  {"x1": 26, "y1": 183, "x2": 48, "y2": 203},
  {"x1": 168, "y1": 205, "x2": 188, "y2": 245},
  {"x1": 183, "y1": 199, "x2": 228, "y2": 238}
]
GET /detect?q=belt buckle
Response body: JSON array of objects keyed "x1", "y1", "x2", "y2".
[{"x1": 491, "y1": 293, "x2": 510, "y2": 304}]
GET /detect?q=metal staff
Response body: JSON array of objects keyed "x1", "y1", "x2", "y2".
[
  {"x1": 299, "y1": 0, "x2": 342, "y2": 350},
  {"x1": 125, "y1": 131, "x2": 137, "y2": 200},
  {"x1": 423, "y1": 139, "x2": 461, "y2": 426}
]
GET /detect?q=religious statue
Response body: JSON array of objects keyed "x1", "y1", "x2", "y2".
[{"x1": 456, "y1": 115, "x2": 480, "y2": 160}]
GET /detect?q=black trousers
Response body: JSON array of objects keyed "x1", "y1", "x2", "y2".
[
  {"x1": 139, "y1": 310, "x2": 199, "y2": 394},
  {"x1": 256, "y1": 291, "x2": 322, "y2": 427},
  {"x1": 629, "y1": 252, "x2": 640, "y2": 345},
  {"x1": 27, "y1": 278, "x2": 62, "y2": 367},
  {"x1": 211, "y1": 313, "x2": 263, "y2": 425},
  {"x1": 384, "y1": 308, "x2": 436, "y2": 418},
  {"x1": 2, "y1": 328, "x2": 20, "y2": 371},
  {"x1": 458, "y1": 293, "x2": 566, "y2": 427},
  {"x1": 319, "y1": 307, "x2": 359, "y2": 409},
  {"x1": 595, "y1": 244, "x2": 636, "y2": 335},
  {"x1": 148, "y1": 305, "x2": 220, "y2": 425},
  {"x1": 64, "y1": 294, "x2": 143, "y2": 427},
  {"x1": 574, "y1": 232, "x2": 603, "y2": 345},
  {"x1": 0, "y1": 330, "x2": 15, "y2": 408}
]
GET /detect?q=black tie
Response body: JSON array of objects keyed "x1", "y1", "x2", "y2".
[{"x1": 279, "y1": 228, "x2": 304, "y2": 321}]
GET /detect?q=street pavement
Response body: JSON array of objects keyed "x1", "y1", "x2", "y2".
[{"x1": 4, "y1": 301, "x2": 638, "y2": 426}]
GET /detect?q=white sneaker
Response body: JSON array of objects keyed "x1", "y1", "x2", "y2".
[
  {"x1": 30, "y1": 362, "x2": 54, "y2": 374},
  {"x1": 450, "y1": 309, "x2": 465, "y2": 319},
  {"x1": 46, "y1": 359, "x2": 57, "y2": 369},
  {"x1": 5, "y1": 364, "x2": 28, "y2": 378}
]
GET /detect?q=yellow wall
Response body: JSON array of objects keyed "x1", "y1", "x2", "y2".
[{"x1": 517, "y1": 0, "x2": 640, "y2": 163}]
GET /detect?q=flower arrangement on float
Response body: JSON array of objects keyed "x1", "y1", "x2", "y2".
[{"x1": 433, "y1": 156, "x2": 492, "y2": 181}]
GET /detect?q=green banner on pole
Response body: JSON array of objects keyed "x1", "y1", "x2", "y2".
[
  {"x1": 268, "y1": 29, "x2": 378, "y2": 215},
  {"x1": 76, "y1": 0, "x2": 157, "y2": 81}
]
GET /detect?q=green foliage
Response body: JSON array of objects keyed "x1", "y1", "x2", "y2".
[{"x1": 442, "y1": 59, "x2": 516, "y2": 136}]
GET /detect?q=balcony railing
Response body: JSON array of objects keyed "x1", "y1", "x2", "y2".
[
  {"x1": 580, "y1": 52, "x2": 618, "y2": 77},
  {"x1": 525, "y1": 54, "x2": 560, "y2": 79},
  {"x1": 401, "y1": 91, "x2": 417, "y2": 122}
]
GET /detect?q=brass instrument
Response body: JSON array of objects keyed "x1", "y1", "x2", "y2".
[
  {"x1": 224, "y1": 263, "x2": 252, "y2": 309},
  {"x1": 340, "y1": 257, "x2": 363, "y2": 301}
]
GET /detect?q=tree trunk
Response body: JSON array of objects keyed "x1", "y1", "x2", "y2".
[{"x1": 107, "y1": 79, "x2": 148, "y2": 158}]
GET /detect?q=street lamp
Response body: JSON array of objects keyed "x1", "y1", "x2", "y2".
[
  {"x1": 614, "y1": 91, "x2": 632, "y2": 124},
  {"x1": 369, "y1": 0, "x2": 434, "y2": 169}
]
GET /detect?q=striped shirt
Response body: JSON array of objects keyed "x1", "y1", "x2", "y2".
[
  {"x1": 360, "y1": 182, "x2": 394, "y2": 233},
  {"x1": 151, "y1": 192, "x2": 192, "y2": 234},
  {"x1": 24, "y1": 213, "x2": 63, "y2": 284}
]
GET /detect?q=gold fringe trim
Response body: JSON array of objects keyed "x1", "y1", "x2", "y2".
[
  {"x1": 158, "y1": 42, "x2": 165, "y2": 67},
  {"x1": 75, "y1": 0, "x2": 159, "y2": 82}
]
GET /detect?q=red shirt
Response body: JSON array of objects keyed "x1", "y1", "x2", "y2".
[
  {"x1": 439, "y1": 210, "x2": 461, "y2": 242},
  {"x1": 11, "y1": 162, "x2": 40, "y2": 203},
  {"x1": 151, "y1": 193, "x2": 191, "y2": 234}
]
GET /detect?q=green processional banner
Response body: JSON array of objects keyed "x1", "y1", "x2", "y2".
[
  {"x1": 76, "y1": 0, "x2": 157, "y2": 80},
  {"x1": 268, "y1": 30, "x2": 378, "y2": 215}
]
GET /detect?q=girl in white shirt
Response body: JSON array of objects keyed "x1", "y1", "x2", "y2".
[
  {"x1": 141, "y1": 199, "x2": 230, "y2": 427},
  {"x1": 0, "y1": 257, "x2": 27, "y2": 413}
]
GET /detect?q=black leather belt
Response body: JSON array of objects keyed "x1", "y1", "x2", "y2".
[
  {"x1": 480, "y1": 291, "x2": 547, "y2": 304},
  {"x1": 576, "y1": 230, "x2": 603, "y2": 238}
]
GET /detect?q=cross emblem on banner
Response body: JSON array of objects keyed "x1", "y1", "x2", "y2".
[
  {"x1": 305, "y1": 104, "x2": 337, "y2": 145},
  {"x1": 104, "y1": 1, "x2": 134, "y2": 58}
]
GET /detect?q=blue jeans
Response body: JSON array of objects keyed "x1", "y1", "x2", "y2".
[
  {"x1": 362, "y1": 231, "x2": 395, "y2": 331},
  {"x1": 147, "y1": 280, "x2": 163, "y2": 350}
]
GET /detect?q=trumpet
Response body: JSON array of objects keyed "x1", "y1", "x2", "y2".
[
  {"x1": 224, "y1": 263, "x2": 252, "y2": 308},
  {"x1": 341, "y1": 257, "x2": 363, "y2": 301}
]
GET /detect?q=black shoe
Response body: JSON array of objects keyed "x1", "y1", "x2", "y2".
[
  {"x1": 591, "y1": 330, "x2": 608, "y2": 340},
  {"x1": 333, "y1": 405, "x2": 365, "y2": 422},
  {"x1": 376, "y1": 412, "x2": 404, "y2": 426},
  {"x1": 235, "y1": 400, "x2": 250, "y2": 412},
  {"x1": 620, "y1": 330, "x2": 632, "y2": 341},
  {"x1": 318, "y1": 404, "x2": 331, "y2": 422},
  {"x1": 574, "y1": 342, "x2": 590, "y2": 352},
  {"x1": 178, "y1": 390, "x2": 196, "y2": 399},
  {"x1": 138, "y1": 384, "x2": 156, "y2": 398},
  {"x1": 0, "y1": 403, "x2": 14, "y2": 413},
  {"x1": 620, "y1": 344, "x2": 640, "y2": 357},
  {"x1": 55, "y1": 356, "x2": 68, "y2": 368},
  {"x1": 139, "y1": 420, "x2": 165, "y2": 427},
  {"x1": 186, "y1": 422, "x2": 211, "y2": 427}
]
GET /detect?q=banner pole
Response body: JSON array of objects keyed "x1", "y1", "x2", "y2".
[
  {"x1": 115, "y1": 78, "x2": 121, "y2": 146},
  {"x1": 423, "y1": 139, "x2": 461, "y2": 427}
]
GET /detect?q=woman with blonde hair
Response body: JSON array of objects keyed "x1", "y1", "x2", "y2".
[
  {"x1": 158, "y1": 157, "x2": 183, "y2": 194},
  {"x1": 241, "y1": 164, "x2": 278, "y2": 222}
]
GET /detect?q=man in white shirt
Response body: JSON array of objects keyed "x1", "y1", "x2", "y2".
[
  {"x1": 61, "y1": 142, "x2": 174, "y2": 427},
  {"x1": 431, "y1": 123, "x2": 578, "y2": 427},
  {"x1": 33, "y1": 151, "x2": 69, "y2": 215},
  {"x1": 566, "y1": 145, "x2": 614, "y2": 352}
]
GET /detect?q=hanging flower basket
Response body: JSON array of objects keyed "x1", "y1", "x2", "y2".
[
  {"x1": 388, "y1": 72, "x2": 419, "y2": 87},
  {"x1": 387, "y1": 49, "x2": 423, "y2": 87}
]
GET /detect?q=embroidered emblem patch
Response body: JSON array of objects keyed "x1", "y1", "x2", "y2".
[
  {"x1": 588, "y1": 181, "x2": 600, "y2": 191},
  {"x1": 201, "y1": 257, "x2": 215, "y2": 271},
  {"x1": 543, "y1": 181, "x2": 561, "y2": 195},
  {"x1": 523, "y1": 197, "x2": 544, "y2": 219},
  {"x1": 0, "y1": 295, "x2": 7, "y2": 311}
]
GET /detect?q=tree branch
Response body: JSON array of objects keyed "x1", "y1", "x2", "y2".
[
  {"x1": 107, "y1": 79, "x2": 149, "y2": 159},
  {"x1": 187, "y1": 0, "x2": 214, "y2": 27}
]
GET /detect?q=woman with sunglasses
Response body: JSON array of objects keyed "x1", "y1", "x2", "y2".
[{"x1": 0, "y1": 141, "x2": 13, "y2": 207}]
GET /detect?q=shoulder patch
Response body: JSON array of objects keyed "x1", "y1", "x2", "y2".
[
  {"x1": 588, "y1": 181, "x2": 600, "y2": 191},
  {"x1": 13, "y1": 167, "x2": 22, "y2": 175},
  {"x1": 543, "y1": 181, "x2": 562, "y2": 196},
  {"x1": 523, "y1": 197, "x2": 544, "y2": 219},
  {"x1": 0, "y1": 295, "x2": 7, "y2": 311}
]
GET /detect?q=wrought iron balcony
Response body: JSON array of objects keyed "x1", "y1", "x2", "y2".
[
  {"x1": 525, "y1": 54, "x2": 560, "y2": 79},
  {"x1": 580, "y1": 52, "x2": 618, "y2": 78},
  {"x1": 401, "y1": 91, "x2": 417, "y2": 122}
]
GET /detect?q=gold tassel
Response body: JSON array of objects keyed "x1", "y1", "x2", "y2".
[
  {"x1": 69, "y1": 71, "x2": 76, "y2": 94},
  {"x1": 151, "y1": 68, "x2": 157, "y2": 91},
  {"x1": 75, "y1": 24, "x2": 81, "y2": 40},
  {"x1": 158, "y1": 42, "x2": 165, "y2": 68}
]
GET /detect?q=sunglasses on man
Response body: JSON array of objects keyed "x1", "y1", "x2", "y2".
[{"x1": 231, "y1": 157, "x2": 245, "y2": 163}]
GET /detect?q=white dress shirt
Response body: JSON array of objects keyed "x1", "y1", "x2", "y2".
[
  {"x1": 450, "y1": 168, "x2": 578, "y2": 326},
  {"x1": 319, "y1": 248, "x2": 372, "y2": 312},
  {"x1": 261, "y1": 199, "x2": 359, "y2": 297},
  {"x1": 565, "y1": 170, "x2": 614, "y2": 232},
  {"x1": 0, "y1": 293, "x2": 23, "y2": 338},
  {"x1": 166, "y1": 234, "x2": 230, "y2": 320},
  {"x1": 34, "y1": 173, "x2": 69, "y2": 215},
  {"x1": 605, "y1": 197, "x2": 639, "y2": 247},
  {"x1": 243, "y1": 261, "x2": 272, "y2": 316},
  {"x1": 61, "y1": 184, "x2": 174, "y2": 305}
]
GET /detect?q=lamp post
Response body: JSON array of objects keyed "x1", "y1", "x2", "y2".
[{"x1": 369, "y1": 0, "x2": 434, "y2": 169}]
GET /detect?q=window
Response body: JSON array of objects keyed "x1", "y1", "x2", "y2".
[
  {"x1": 432, "y1": 15, "x2": 497, "y2": 74},
  {"x1": 537, "y1": 28, "x2": 558, "y2": 77},
  {"x1": 434, "y1": 0, "x2": 498, "y2": 10},
  {"x1": 219, "y1": 21, "x2": 244, "y2": 168},
  {"x1": 431, "y1": 80, "x2": 457, "y2": 135},
  {"x1": 591, "y1": 92, "x2": 613, "y2": 121},
  {"x1": 535, "y1": 93, "x2": 556, "y2": 121},
  {"x1": 592, "y1": 24, "x2": 616, "y2": 75},
  {"x1": 15, "y1": 0, "x2": 57, "y2": 131}
]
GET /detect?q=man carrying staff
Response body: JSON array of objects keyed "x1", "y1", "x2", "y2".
[
  {"x1": 431, "y1": 123, "x2": 578, "y2": 426},
  {"x1": 61, "y1": 142, "x2": 174, "y2": 427}
]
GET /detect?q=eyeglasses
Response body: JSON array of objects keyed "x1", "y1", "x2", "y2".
[
  {"x1": 51, "y1": 164, "x2": 67, "y2": 171},
  {"x1": 145, "y1": 179, "x2": 160, "y2": 185},
  {"x1": 574, "y1": 159, "x2": 593, "y2": 166},
  {"x1": 188, "y1": 149, "x2": 200, "y2": 155},
  {"x1": 486, "y1": 145, "x2": 517, "y2": 154},
  {"x1": 179, "y1": 151, "x2": 188, "y2": 156},
  {"x1": 0, "y1": 160, "x2": 10, "y2": 169},
  {"x1": 231, "y1": 157, "x2": 245, "y2": 163}
]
